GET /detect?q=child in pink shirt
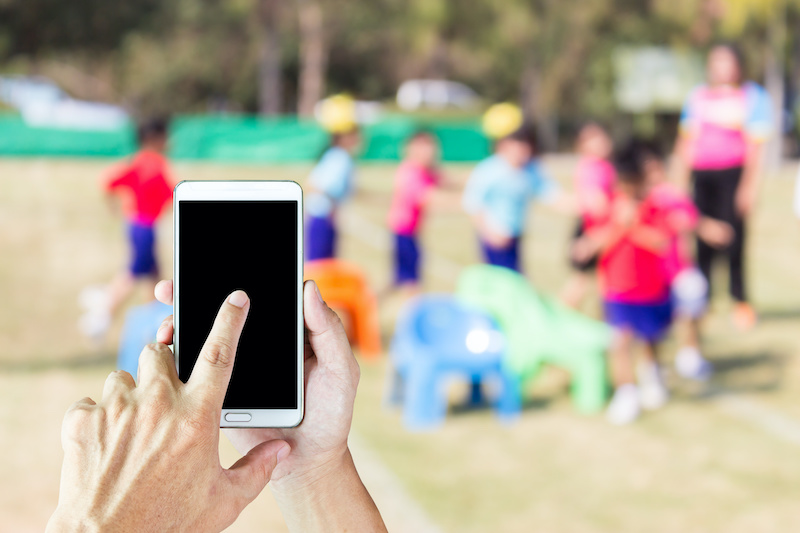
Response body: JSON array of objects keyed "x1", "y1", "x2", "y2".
[
  {"x1": 561, "y1": 122, "x2": 616, "y2": 308},
  {"x1": 387, "y1": 131, "x2": 442, "y2": 291},
  {"x1": 642, "y1": 143, "x2": 732, "y2": 382}
]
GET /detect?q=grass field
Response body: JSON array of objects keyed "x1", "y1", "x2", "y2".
[{"x1": 2, "y1": 157, "x2": 800, "y2": 532}]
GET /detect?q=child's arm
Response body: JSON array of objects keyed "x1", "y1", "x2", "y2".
[
  {"x1": 584, "y1": 223, "x2": 629, "y2": 256},
  {"x1": 421, "y1": 170, "x2": 465, "y2": 212},
  {"x1": 627, "y1": 224, "x2": 670, "y2": 254},
  {"x1": 102, "y1": 164, "x2": 134, "y2": 217},
  {"x1": 543, "y1": 190, "x2": 579, "y2": 215},
  {"x1": 535, "y1": 170, "x2": 578, "y2": 215},
  {"x1": 471, "y1": 213, "x2": 513, "y2": 248},
  {"x1": 584, "y1": 198, "x2": 669, "y2": 256},
  {"x1": 696, "y1": 216, "x2": 733, "y2": 249},
  {"x1": 423, "y1": 187, "x2": 463, "y2": 213}
]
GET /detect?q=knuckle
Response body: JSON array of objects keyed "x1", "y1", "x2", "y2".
[
  {"x1": 144, "y1": 376, "x2": 176, "y2": 405},
  {"x1": 103, "y1": 394, "x2": 130, "y2": 422},
  {"x1": 138, "y1": 343, "x2": 160, "y2": 365},
  {"x1": 139, "y1": 343, "x2": 173, "y2": 370},
  {"x1": 62, "y1": 407, "x2": 92, "y2": 444},
  {"x1": 109, "y1": 369, "x2": 134, "y2": 385},
  {"x1": 201, "y1": 339, "x2": 235, "y2": 368}
]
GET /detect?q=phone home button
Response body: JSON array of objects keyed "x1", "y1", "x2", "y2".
[{"x1": 224, "y1": 413, "x2": 252, "y2": 423}]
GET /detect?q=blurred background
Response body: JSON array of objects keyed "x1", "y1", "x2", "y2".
[{"x1": 2, "y1": 0, "x2": 800, "y2": 531}]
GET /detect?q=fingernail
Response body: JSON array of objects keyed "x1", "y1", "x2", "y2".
[
  {"x1": 228, "y1": 290, "x2": 249, "y2": 308},
  {"x1": 312, "y1": 281, "x2": 324, "y2": 303},
  {"x1": 277, "y1": 444, "x2": 291, "y2": 464}
]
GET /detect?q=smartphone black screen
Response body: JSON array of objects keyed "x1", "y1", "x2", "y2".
[{"x1": 177, "y1": 200, "x2": 298, "y2": 409}]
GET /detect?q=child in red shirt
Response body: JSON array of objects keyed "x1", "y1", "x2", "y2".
[
  {"x1": 79, "y1": 119, "x2": 175, "y2": 340},
  {"x1": 575, "y1": 140, "x2": 675, "y2": 424}
]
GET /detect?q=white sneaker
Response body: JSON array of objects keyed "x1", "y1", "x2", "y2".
[
  {"x1": 79, "y1": 285, "x2": 110, "y2": 312},
  {"x1": 638, "y1": 362, "x2": 669, "y2": 411},
  {"x1": 78, "y1": 311, "x2": 111, "y2": 341},
  {"x1": 675, "y1": 346, "x2": 713, "y2": 381},
  {"x1": 606, "y1": 384, "x2": 641, "y2": 425},
  {"x1": 78, "y1": 285, "x2": 112, "y2": 341}
]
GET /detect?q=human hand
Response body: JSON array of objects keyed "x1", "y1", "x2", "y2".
[
  {"x1": 478, "y1": 223, "x2": 513, "y2": 249},
  {"x1": 611, "y1": 196, "x2": 638, "y2": 227},
  {"x1": 154, "y1": 279, "x2": 360, "y2": 495},
  {"x1": 47, "y1": 291, "x2": 289, "y2": 533},
  {"x1": 735, "y1": 182, "x2": 757, "y2": 218},
  {"x1": 571, "y1": 235, "x2": 600, "y2": 263},
  {"x1": 697, "y1": 217, "x2": 734, "y2": 250}
]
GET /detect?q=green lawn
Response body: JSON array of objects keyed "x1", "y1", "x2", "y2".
[{"x1": 1, "y1": 157, "x2": 800, "y2": 532}]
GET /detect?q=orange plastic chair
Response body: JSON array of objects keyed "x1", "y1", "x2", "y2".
[{"x1": 304, "y1": 259, "x2": 382, "y2": 358}]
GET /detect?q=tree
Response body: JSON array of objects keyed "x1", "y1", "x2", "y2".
[
  {"x1": 256, "y1": 0, "x2": 284, "y2": 115},
  {"x1": 296, "y1": 0, "x2": 327, "y2": 116}
]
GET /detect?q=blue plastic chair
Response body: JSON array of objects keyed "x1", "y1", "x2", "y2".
[
  {"x1": 117, "y1": 300, "x2": 173, "y2": 379},
  {"x1": 388, "y1": 295, "x2": 521, "y2": 430}
]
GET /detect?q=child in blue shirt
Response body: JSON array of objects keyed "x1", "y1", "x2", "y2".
[
  {"x1": 463, "y1": 125, "x2": 567, "y2": 272},
  {"x1": 305, "y1": 127, "x2": 361, "y2": 261}
]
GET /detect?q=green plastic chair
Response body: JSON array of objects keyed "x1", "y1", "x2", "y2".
[{"x1": 456, "y1": 265, "x2": 612, "y2": 414}]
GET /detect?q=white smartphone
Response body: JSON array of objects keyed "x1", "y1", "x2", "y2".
[{"x1": 173, "y1": 180, "x2": 304, "y2": 428}]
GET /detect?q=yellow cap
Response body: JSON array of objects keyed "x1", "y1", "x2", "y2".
[
  {"x1": 482, "y1": 103, "x2": 523, "y2": 139},
  {"x1": 317, "y1": 94, "x2": 358, "y2": 133}
]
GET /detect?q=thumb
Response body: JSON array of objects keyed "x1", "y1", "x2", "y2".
[
  {"x1": 304, "y1": 280, "x2": 354, "y2": 369},
  {"x1": 227, "y1": 440, "x2": 290, "y2": 504}
]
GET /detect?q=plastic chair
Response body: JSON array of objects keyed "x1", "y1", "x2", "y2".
[
  {"x1": 118, "y1": 300, "x2": 173, "y2": 379},
  {"x1": 388, "y1": 295, "x2": 521, "y2": 430},
  {"x1": 304, "y1": 259, "x2": 382, "y2": 358},
  {"x1": 456, "y1": 265, "x2": 611, "y2": 414}
]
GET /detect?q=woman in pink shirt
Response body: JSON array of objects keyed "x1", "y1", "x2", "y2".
[{"x1": 674, "y1": 43, "x2": 772, "y2": 330}]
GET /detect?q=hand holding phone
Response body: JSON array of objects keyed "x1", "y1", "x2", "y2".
[{"x1": 153, "y1": 279, "x2": 386, "y2": 531}]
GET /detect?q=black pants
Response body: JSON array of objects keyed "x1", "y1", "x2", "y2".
[{"x1": 692, "y1": 167, "x2": 746, "y2": 302}]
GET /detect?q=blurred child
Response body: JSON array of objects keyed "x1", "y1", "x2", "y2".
[
  {"x1": 641, "y1": 142, "x2": 732, "y2": 381},
  {"x1": 561, "y1": 122, "x2": 616, "y2": 308},
  {"x1": 305, "y1": 126, "x2": 361, "y2": 261},
  {"x1": 387, "y1": 131, "x2": 450, "y2": 293},
  {"x1": 79, "y1": 118, "x2": 175, "y2": 339},
  {"x1": 576, "y1": 141, "x2": 675, "y2": 425},
  {"x1": 463, "y1": 123, "x2": 571, "y2": 272}
]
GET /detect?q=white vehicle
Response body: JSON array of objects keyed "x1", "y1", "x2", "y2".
[
  {"x1": 0, "y1": 75, "x2": 129, "y2": 130},
  {"x1": 396, "y1": 79, "x2": 480, "y2": 111}
]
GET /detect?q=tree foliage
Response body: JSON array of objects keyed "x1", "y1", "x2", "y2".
[{"x1": 0, "y1": 0, "x2": 795, "y2": 125}]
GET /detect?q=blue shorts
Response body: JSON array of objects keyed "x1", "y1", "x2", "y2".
[
  {"x1": 603, "y1": 298, "x2": 673, "y2": 343},
  {"x1": 129, "y1": 222, "x2": 158, "y2": 277},
  {"x1": 306, "y1": 215, "x2": 336, "y2": 261},
  {"x1": 480, "y1": 237, "x2": 520, "y2": 272},
  {"x1": 394, "y1": 233, "x2": 420, "y2": 284}
]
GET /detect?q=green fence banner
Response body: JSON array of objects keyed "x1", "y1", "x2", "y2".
[{"x1": 0, "y1": 112, "x2": 490, "y2": 163}]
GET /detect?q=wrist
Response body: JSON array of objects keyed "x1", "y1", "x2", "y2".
[
  {"x1": 47, "y1": 509, "x2": 100, "y2": 533},
  {"x1": 270, "y1": 445, "x2": 351, "y2": 497}
]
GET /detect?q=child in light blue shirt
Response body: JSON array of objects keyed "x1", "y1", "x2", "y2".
[
  {"x1": 305, "y1": 127, "x2": 361, "y2": 260},
  {"x1": 462, "y1": 125, "x2": 562, "y2": 271}
]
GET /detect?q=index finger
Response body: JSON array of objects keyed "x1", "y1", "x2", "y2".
[{"x1": 186, "y1": 290, "x2": 250, "y2": 408}]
